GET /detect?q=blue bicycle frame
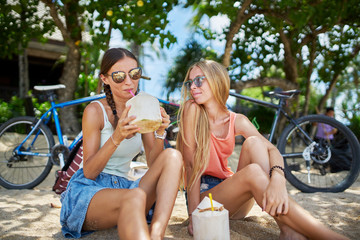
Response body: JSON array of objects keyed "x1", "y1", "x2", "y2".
[
  {"x1": 15, "y1": 93, "x2": 106, "y2": 162},
  {"x1": 15, "y1": 92, "x2": 179, "y2": 166}
]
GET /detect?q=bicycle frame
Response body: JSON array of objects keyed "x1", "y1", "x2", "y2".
[
  {"x1": 158, "y1": 98, "x2": 180, "y2": 107},
  {"x1": 14, "y1": 93, "x2": 179, "y2": 161},
  {"x1": 228, "y1": 92, "x2": 312, "y2": 145},
  {"x1": 15, "y1": 93, "x2": 106, "y2": 163}
]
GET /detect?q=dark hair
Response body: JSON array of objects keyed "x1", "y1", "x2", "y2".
[
  {"x1": 326, "y1": 107, "x2": 334, "y2": 113},
  {"x1": 99, "y1": 48, "x2": 139, "y2": 127}
]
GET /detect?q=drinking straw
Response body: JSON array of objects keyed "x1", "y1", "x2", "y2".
[
  {"x1": 129, "y1": 90, "x2": 135, "y2": 97},
  {"x1": 209, "y1": 193, "x2": 214, "y2": 211}
]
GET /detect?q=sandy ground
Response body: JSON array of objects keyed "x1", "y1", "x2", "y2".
[{"x1": 1, "y1": 145, "x2": 360, "y2": 239}]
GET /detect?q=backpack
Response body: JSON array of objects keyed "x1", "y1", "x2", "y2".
[{"x1": 53, "y1": 140, "x2": 83, "y2": 194}]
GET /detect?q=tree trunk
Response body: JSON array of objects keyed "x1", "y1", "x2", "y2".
[
  {"x1": 231, "y1": 76, "x2": 297, "y2": 90},
  {"x1": 58, "y1": 45, "x2": 81, "y2": 136},
  {"x1": 18, "y1": 47, "x2": 29, "y2": 99},
  {"x1": 41, "y1": 0, "x2": 83, "y2": 136},
  {"x1": 279, "y1": 30, "x2": 298, "y2": 87},
  {"x1": 222, "y1": 0, "x2": 254, "y2": 67}
]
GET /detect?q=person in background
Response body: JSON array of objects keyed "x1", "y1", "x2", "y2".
[
  {"x1": 315, "y1": 107, "x2": 337, "y2": 142},
  {"x1": 60, "y1": 48, "x2": 183, "y2": 240},
  {"x1": 176, "y1": 59, "x2": 348, "y2": 239}
]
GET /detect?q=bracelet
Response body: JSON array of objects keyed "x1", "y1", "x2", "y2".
[
  {"x1": 269, "y1": 165, "x2": 285, "y2": 178},
  {"x1": 154, "y1": 130, "x2": 167, "y2": 140},
  {"x1": 110, "y1": 135, "x2": 120, "y2": 147}
]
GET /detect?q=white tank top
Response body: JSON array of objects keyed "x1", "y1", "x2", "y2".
[{"x1": 92, "y1": 101, "x2": 142, "y2": 178}]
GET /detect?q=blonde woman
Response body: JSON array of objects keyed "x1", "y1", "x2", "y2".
[{"x1": 177, "y1": 60, "x2": 347, "y2": 239}]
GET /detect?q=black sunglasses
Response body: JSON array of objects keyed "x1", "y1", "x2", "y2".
[
  {"x1": 184, "y1": 76, "x2": 206, "y2": 90},
  {"x1": 105, "y1": 67, "x2": 150, "y2": 83}
]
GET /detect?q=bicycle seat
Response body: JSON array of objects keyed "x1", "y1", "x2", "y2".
[
  {"x1": 264, "y1": 89, "x2": 301, "y2": 99},
  {"x1": 34, "y1": 84, "x2": 66, "y2": 91}
]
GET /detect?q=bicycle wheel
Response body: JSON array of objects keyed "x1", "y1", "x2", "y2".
[
  {"x1": 0, "y1": 116, "x2": 55, "y2": 189},
  {"x1": 278, "y1": 114, "x2": 360, "y2": 193}
]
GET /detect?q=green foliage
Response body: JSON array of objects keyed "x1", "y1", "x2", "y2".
[
  {"x1": 75, "y1": 73, "x2": 100, "y2": 118},
  {"x1": 246, "y1": 105, "x2": 275, "y2": 135},
  {"x1": 0, "y1": 102, "x2": 13, "y2": 123},
  {"x1": 348, "y1": 116, "x2": 360, "y2": 142},
  {"x1": 190, "y1": 0, "x2": 360, "y2": 117},
  {"x1": 76, "y1": 73, "x2": 99, "y2": 98},
  {"x1": 31, "y1": 97, "x2": 51, "y2": 118},
  {"x1": 0, "y1": 96, "x2": 25, "y2": 123},
  {"x1": 0, "y1": 0, "x2": 55, "y2": 58},
  {"x1": 86, "y1": 0, "x2": 180, "y2": 51},
  {"x1": 239, "y1": 87, "x2": 269, "y2": 107},
  {"x1": 231, "y1": 15, "x2": 283, "y2": 81},
  {"x1": 0, "y1": 95, "x2": 54, "y2": 124}
]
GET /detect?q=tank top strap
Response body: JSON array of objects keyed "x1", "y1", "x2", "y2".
[
  {"x1": 230, "y1": 111, "x2": 236, "y2": 135},
  {"x1": 92, "y1": 100, "x2": 109, "y2": 124}
]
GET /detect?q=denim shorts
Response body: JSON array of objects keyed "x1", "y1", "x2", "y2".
[
  {"x1": 60, "y1": 168, "x2": 141, "y2": 239},
  {"x1": 200, "y1": 175, "x2": 224, "y2": 193},
  {"x1": 185, "y1": 175, "x2": 224, "y2": 208}
]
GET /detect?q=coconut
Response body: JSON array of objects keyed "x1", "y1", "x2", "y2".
[{"x1": 126, "y1": 92, "x2": 162, "y2": 133}]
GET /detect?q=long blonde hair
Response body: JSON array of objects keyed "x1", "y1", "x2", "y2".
[{"x1": 176, "y1": 60, "x2": 230, "y2": 190}]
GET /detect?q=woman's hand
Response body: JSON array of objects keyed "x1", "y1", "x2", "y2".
[
  {"x1": 262, "y1": 173, "x2": 288, "y2": 217},
  {"x1": 113, "y1": 106, "x2": 140, "y2": 144},
  {"x1": 157, "y1": 107, "x2": 170, "y2": 133}
]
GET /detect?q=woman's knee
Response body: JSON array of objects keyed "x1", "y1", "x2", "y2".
[
  {"x1": 242, "y1": 136, "x2": 264, "y2": 150},
  {"x1": 128, "y1": 188, "x2": 147, "y2": 204},
  {"x1": 116, "y1": 189, "x2": 147, "y2": 220},
  {"x1": 161, "y1": 148, "x2": 183, "y2": 169}
]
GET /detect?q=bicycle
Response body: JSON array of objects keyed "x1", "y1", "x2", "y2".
[
  {"x1": 0, "y1": 84, "x2": 106, "y2": 189},
  {"x1": 229, "y1": 90, "x2": 360, "y2": 193}
]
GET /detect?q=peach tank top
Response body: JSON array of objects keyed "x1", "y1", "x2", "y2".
[{"x1": 203, "y1": 111, "x2": 236, "y2": 179}]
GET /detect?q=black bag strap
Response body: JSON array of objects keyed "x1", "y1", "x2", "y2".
[{"x1": 61, "y1": 139, "x2": 83, "y2": 171}]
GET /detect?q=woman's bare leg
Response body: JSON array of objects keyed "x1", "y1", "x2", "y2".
[
  {"x1": 84, "y1": 188, "x2": 150, "y2": 240},
  {"x1": 139, "y1": 148, "x2": 183, "y2": 240},
  {"x1": 236, "y1": 136, "x2": 306, "y2": 237},
  {"x1": 204, "y1": 163, "x2": 347, "y2": 239},
  {"x1": 237, "y1": 136, "x2": 271, "y2": 172}
]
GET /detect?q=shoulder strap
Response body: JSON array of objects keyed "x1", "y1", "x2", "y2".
[
  {"x1": 92, "y1": 100, "x2": 108, "y2": 123},
  {"x1": 230, "y1": 111, "x2": 237, "y2": 134}
]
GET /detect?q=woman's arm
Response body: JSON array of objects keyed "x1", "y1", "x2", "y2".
[
  {"x1": 142, "y1": 107, "x2": 170, "y2": 167},
  {"x1": 235, "y1": 114, "x2": 284, "y2": 168},
  {"x1": 82, "y1": 104, "x2": 138, "y2": 179}
]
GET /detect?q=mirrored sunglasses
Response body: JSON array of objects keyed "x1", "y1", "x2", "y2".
[
  {"x1": 106, "y1": 67, "x2": 142, "y2": 83},
  {"x1": 184, "y1": 76, "x2": 206, "y2": 90}
]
